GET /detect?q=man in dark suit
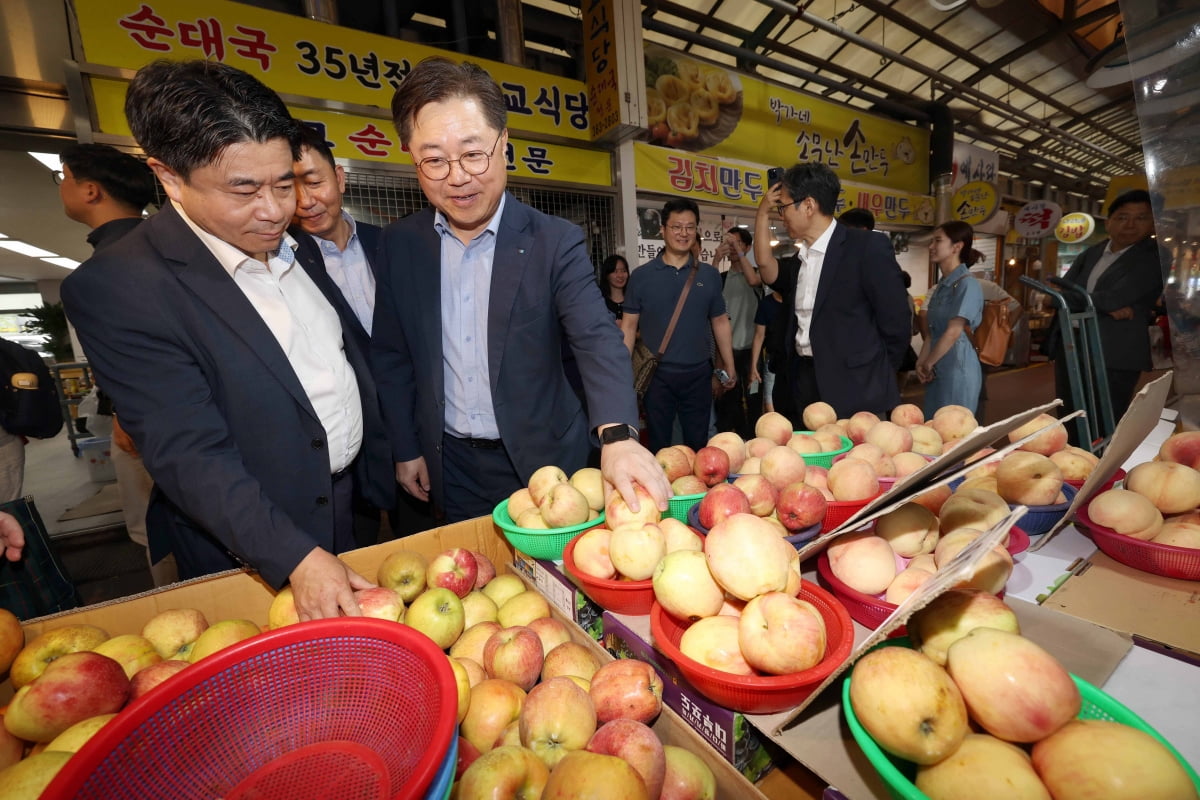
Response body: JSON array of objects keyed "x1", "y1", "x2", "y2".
[
  {"x1": 372, "y1": 57, "x2": 670, "y2": 522},
  {"x1": 60, "y1": 60, "x2": 393, "y2": 621},
  {"x1": 754, "y1": 163, "x2": 911, "y2": 421},
  {"x1": 1053, "y1": 189, "x2": 1168, "y2": 427}
]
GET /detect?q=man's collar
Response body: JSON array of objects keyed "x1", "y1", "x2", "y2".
[
  {"x1": 434, "y1": 193, "x2": 507, "y2": 242},
  {"x1": 800, "y1": 218, "x2": 837, "y2": 257},
  {"x1": 173, "y1": 199, "x2": 297, "y2": 276}
]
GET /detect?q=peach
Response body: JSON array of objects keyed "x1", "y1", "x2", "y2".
[
  {"x1": 803, "y1": 464, "x2": 829, "y2": 489},
  {"x1": 801, "y1": 401, "x2": 838, "y2": 431},
  {"x1": 1087, "y1": 489, "x2": 1164, "y2": 540},
  {"x1": 935, "y1": 529, "x2": 1013, "y2": 594},
  {"x1": 739, "y1": 457, "x2": 761, "y2": 475},
  {"x1": 1050, "y1": 446, "x2": 1101, "y2": 482},
  {"x1": 1124, "y1": 461, "x2": 1200, "y2": 515},
  {"x1": 704, "y1": 513, "x2": 793, "y2": 600},
  {"x1": 874, "y1": 502, "x2": 939, "y2": 557},
  {"x1": 786, "y1": 432, "x2": 822, "y2": 455},
  {"x1": 745, "y1": 437, "x2": 776, "y2": 459},
  {"x1": 1007, "y1": 413, "x2": 1068, "y2": 456},
  {"x1": 707, "y1": 432, "x2": 747, "y2": 473},
  {"x1": 508, "y1": 488, "x2": 538, "y2": 521},
  {"x1": 827, "y1": 531, "x2": 897, "y2": 595},
  {"x1": 908, "y1": 424, "x2": 944, "y2": 456},
  {"x1": 890, "y1": 403, "x2": 924, "y2": 427},
  {"x1": 846, "y1": 411, "x2": 882, "y2": 444},
  {"x1": 846, "y1": 443, "x2": 896, "y2": 477},
  {"x1": 754, "y1": 411, "x2": 794, "y2": 446},
  {"x1": 760, "y1": 445, "x2": 807, "y2": 490},
  {"x1": 1159, "y1": 430, "x2": 1200, "y2": 470},
  {"x1": 678, "y1": 615, "x2": 754, "y2": 675},
  {"x1": 908, "y1": 553, "x2": 937, "y2": 573},
  {"x1": 815, "y1": 422, "x2": 849, "y2": 439},
  {"x1": 911, "y1": 483, "x2": 952, "y2": 515},
  {"x1": 886, "y1": 567, "x2": 935, "y2": 604},
  {"x1": 812, "y1": 430, "x2": 845, "y2": 452},
  {"x1": 571, "y1": 527, "x2": 617, "y2": 580},
  {"x1": 1152, "y1": 521, "x2": 1200, "y2": 549},
  {"x1": 732, "y1": 473, "x2": 779, "y2": 517},
  {"x1": 996, "y1": 451, "x2": 1064, "y2": 506},
  {"x1": 893, "y1": 451, "x2": 931, "y2": 478},
  {"x1": 930, "y1": 405, "x2": 978, "y2": 443},
  {"x1": 827, "y1": 458, "x2": 880, "y2": 502},
  {"x1": 866, "y1": 420, "x2": 914, "y2": 456},
  {"x1": 938, "y1": 488, "x2": 1010, "y2": 535},
  {"x1": 957, "y1": 476, "x2": 999, "y2": 495},
  {"x1": 608, "y1": 523, "x2": 667, "y2": 581}
]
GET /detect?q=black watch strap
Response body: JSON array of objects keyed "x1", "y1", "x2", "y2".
[{"x1": 599, "y1": 424, "x2": 637, "y2": 446}]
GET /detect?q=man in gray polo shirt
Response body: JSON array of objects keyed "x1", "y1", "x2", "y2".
[{"x1": 621, "y1": 197, "x2": 737, "y2": 453}]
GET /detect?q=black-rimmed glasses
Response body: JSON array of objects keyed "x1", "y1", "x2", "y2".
[{"x1": 414, "y1": 132, "x2": 504, "y2": 181}]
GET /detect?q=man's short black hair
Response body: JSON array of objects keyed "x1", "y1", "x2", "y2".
[
  {"x1": 728, "y1": 227, "x2": 752, "y2": 247},
  {"x1": 59, "y1": 143, "x2": 155, "y2": 211},
  {"x1": 124, "y1": 60, "x2": 299, "y2": 179},
  {"x1": 1107, "y1": 189, "x2": 1152, "y2": 216},
  {"x1": 661, "y1": 197, "x2": 700, "y2": 224},
  {"x1": 296, "y1": 122, "x2": 337, "y2": 169},
  {"x1": 782, "y1": 162, "x2": 841, "y2": 216},
  {"x1": 838, "y1": 208, "x2": 876, "y2": 231}
]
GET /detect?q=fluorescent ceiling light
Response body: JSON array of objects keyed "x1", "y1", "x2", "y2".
[
  {"x1": 0, "y1": 241, "x2": 58, "y2": 258},
  {"x1": 27, "y1": 152, "x2": 61, "y2": 171},
  {"x1": 41, "y1": 257, "x2": 80, "y2": 269}
]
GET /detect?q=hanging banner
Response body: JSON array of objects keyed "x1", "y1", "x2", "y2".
[
  {"x1": 951, "y1": 180, "x2": 1000, "y2": 225},
  {"x1": 1055, "y1": 212, "x2": 1096, "y2": 244},
  {"x1": 89, "y1": 77, "x2": 612, "y2": 187},
  {"x1": 72, "y1": 0, "x2": 591, "y2": 141},
  {"x1": 1013, "y1": 200, "x2": 1063, "y2": 239},
  {"x1": 632, "y1": 142, "x2": 932, "y2": 226},
  {"x1": 583, "y1": 0, "x2": 646, "y2": 142},
  {"x1": 641, "y1": 44, "x2": 928, "y2": 194},
  {"x1": 951, "y1": 142, "x2": 999, "y2": 192}
]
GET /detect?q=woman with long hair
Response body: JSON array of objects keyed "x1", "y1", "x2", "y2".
[
  {"x1": 917, "y1": 220, "x2": 984, "y2": 416},
  {"x1": 597, "y1": 254, "x2": 630, "y2": 322}
]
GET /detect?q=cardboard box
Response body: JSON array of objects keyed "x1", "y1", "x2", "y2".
[
  {"x1": 602, "y1": 611, "x2": 778, "y2": 783},
  {"x1": 13, "y1": 517, "x2": 800, "y2": 798},
  {"x1": 509, "y1": 551, "x2": 604, "y2": 640}
]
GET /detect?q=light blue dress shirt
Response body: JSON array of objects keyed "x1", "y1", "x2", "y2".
[
  {"x1": 438, "y1": 194, "x2": 507, "y2": 439},
  {"x1": 312, "y1": 211, "x2": 375, "y2": 336}
]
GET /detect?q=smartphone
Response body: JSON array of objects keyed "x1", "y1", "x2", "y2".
[{"x1": 767, "y1": 166, "x2": 785, "y2": 187}]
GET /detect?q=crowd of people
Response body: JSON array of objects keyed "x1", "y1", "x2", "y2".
[{"x1": 0, "y1": 55, "x2": 1171, "y2": 617}]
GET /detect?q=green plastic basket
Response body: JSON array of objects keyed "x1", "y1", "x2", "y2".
[
  {"x1": 492, "y1": 498, "x2": 603, "y2": 560},
  {"x1": 842, "y1": 639, "x2": 1200, "y2": 800},
  {"x1": 795, "y1": 431, "x2": 852, "y2": 469},
  {"x1": 666, "y1": 492, "x2": 705, "y2": 523}
]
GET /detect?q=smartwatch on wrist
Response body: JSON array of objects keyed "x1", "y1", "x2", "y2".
[{"x1": 599, "y1": 424, "x2": 638, "y2": 446}]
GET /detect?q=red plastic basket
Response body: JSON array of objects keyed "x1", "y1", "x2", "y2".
[
  {"x1": 648, "y1": 580, "x2": 854, "y2": 714},
  {"x1": 1075, "y1": 503, "x2": 1200, "y2": 581},
  {"x1": 45, "y1": 619, "x2": 458, "y2": 800},
  {"x1": 822, "y1": 491, "x2": 882, "y2": 533},
  {"x1": 1065, "y1": 467, "x2": 1126, "y2": 496},
  {"x1": 563, "y1": 525, "x2": 704, "y2": 615}
]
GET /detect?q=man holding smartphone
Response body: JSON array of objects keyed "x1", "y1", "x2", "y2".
[{"x1": 714, "y1": 227, "x2": 762, "y2": 439}]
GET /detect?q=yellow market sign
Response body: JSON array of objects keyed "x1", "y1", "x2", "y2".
[
  {"x1": 951, "y1": 181, "x2": 999, "y2": 225},
  {"x1": 73, "y1": 0, "x2": 591, "y2": 141},
  {"x1": 90, "y1": 77, "x2": 612, "y2": 187},
  {"x1": 1055, "y1": 212, "x2": 1096, "y2": 244},
  {"x1": 633, "y1": 143, "x2": 931, "y2": 225}
]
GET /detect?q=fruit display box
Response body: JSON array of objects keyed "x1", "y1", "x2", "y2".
[
  {"x1": 11, "y1": 516, "x2": 812, "y2": 798},
  {"x1": 509, "y1": 551, "x2": 604, "y2": 641},
  {"x1": 602, "y1": 610, "x2": 779, "y2": 783}
]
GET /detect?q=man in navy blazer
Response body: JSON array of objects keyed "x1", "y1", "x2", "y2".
[
  {"x1": 61, "y1": 60, "x2": 392, "y2": 621},
  {"x1": 372, "y1": 57, "x2": 670, "y2": 522},
  {"x1": 754, "y1": 163, "x2": 911, "y2": 421}
]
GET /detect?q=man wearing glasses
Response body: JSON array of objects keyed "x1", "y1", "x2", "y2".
[
  {"x1": 621, "y1": 198, "x2": 737, "y2": 453},
  {"x1": 373, "y1": 57, "x2": 670, "y2": 523},
  {"x1": 754, "y1": 163, "x2": 911, "y2": 421}
]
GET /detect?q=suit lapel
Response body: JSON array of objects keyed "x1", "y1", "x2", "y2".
[
  {"x1": 812, "y1": 223, "x2": 845, "y2": 317},
  {"x1": 412, "y1": 213, "x2": 446, "y2": 393},
  {"x1": 488, "y1": 195, "x2": 532, "y2": 389},
  {"x1": 151, "y1": 206, "x2": 318, "y2": 421}
]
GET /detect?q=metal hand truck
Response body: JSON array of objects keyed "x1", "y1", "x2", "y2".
[{"x1": 1020, "y1": 276, "x2": 1114, "y2": 453}]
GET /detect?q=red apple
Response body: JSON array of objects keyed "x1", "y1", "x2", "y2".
[
  {"x1": 775, "y1": 481, "x2": 827, "y2": 531},
  {"x1": 587, "y1": 718, "x2": 667, "y2": 800},
  {"x1": 693, "y1": 446, "x2": 731, "y2": 487},
  {"x1": 427, "y1": 548, "x2": 479, "y2": 598},
  {"x1": 10, "y1": 624, "x2": 109, "y2": 689},
  {"x1": 0, "y1": 608, "x2": 24, "y2": 677},
  {"x1": 589, "y1": 658, "x2": 663, "y2": 725},
  {"x1": 527, "y1": 616, "x2": 572, "y2": 657},
  {"x1": 542, "y1": 750, "x2": 648, "y2": 799},
  {"x1": 454, "y1": 735, "x2": 482, "y2": 781},
  {"x1": 472, "y1": 551, "x2": 497, "y2": 589},
  {"x1": 656, "y1": 446, "x2": 693, "y2": 482},
  {"x1": 461, "y1": 678, "x2": 527, "y2": 754},
  {"x1": 541, "y1": 641, "x2": 604, "y2": 683},
  {"x1": 732, "y1": 473, "x2": 779, "y2": 516},
  {"x1": 670, "y1": 474, "x2": 708, "y2": 495},
  {"x1": 4, "y1": 652, "x2": 130, "y2": 742},
  {"x1": 128, "y1": 659, "x2": 190, "y2": 700},
  {"x1": 661, "y1": 744, "x2": 717, "y2": 800},
  {"x1": 353, "y1": 587, "x2": 405, "y2": 622},
  {"x1": 483, "y1": 626, "x2": 544, "y2": 691},
  {"x1": 696, "y1": 483, "x2": 752, "y2": 529},
  {"x1": 457, "y1": 744, "x2": 549, "y2": 800}
]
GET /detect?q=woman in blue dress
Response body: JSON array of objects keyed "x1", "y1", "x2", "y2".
[{"x1": 918, "y1": 221, "x2": 984, "y2": 417}]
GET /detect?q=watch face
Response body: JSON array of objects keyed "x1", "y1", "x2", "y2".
[{"x1": 602, "y1": 426, "x2": 633, "y2": 444}]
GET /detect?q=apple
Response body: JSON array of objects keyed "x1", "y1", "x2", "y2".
[
  {"x1": 497, "y1": 590, "x2": 551, "y2": 628},
  {"x1": 704, "y1": 513, "x2": 792, "y2": 600},
  {"x1": 1008, "y1": 412, "x2": 1068, "y2": 455},
  {"x1": 732, "y1": 473, "x2": 778, "y2": 516},
  {"x1": 671, "y1": 474, "x2": 708, "y2": 495},
  {"x1": 652, "y1": 550, "x2": 725, "y2": 621},
  {"x1": 129, "y1": 659, "x2": 190, "y2": 699},
  {"x1": 707, "y1": 431, "x2": 747, "y2": 473},
  {"x1": 755, "y1": 410, "x2": 795, "y2": 445},
  {"x1": 656, "y1": 446, "x2": 694, "y2": 482},
  {"x1": 589, "y1": 658, "x2": 664, "y2": 725},
  {"x1": 827, "y1": 457, "x2": 879, "y2": 502},
  {"x1": 0, "y1": 608, "x2": 23, "y2": 677},
  {"x1": 542, "y1": 749, "x2": 648, "y2": 799},
  {"x1": 786, "y1": 432, "x2": 822, "y2": 455},
  {"x1": 454, "y1": 735, "x2": 482, "y2": 781},
  {"x1": 0, "y1": 715, "x2": 23, "y2": 771},
  {"x1": 92, "y1": 633, "x2": 161, "y2": 678},
  {"x1": 679, "y1": 615, "x2": 754, "y2": 675},
  {"x1": 1159, "y1": 430, "x2": 1200, "y2": 470},
  {"x1": 1032, "y1": 719, "x2": 1197, "y2": 800},
  {"x1": 354, "y1": 587, "x2": 405, "y2": 622},
  {"x1": 10, "y1": 624, "x2": 109, "y2": 689},
  {"x1": 661, "y1": 744, "x2": 717, "y2": 800},
  {"x1": 527, "y1": 616, "x2": 573, "y2": 657},
  {"x1": 267, "y1": 587, "x2": 300, "y2": 629},
  {"x1": 542, "y1": 641, "x2": 604, "y2": 682},
  {"x1": 0, "y1": 751, "x2": 72, "y2": 800},
  {"x1": 874, "y1": 502, "x2": 939, "y2": 557},
  {"x1": 908, "y1": 424, "x2": 944, "y2": 456},
  {"x1": 528, "y1": 464, "x2": 569, "y2": 505},
  {"x1": 472, "y1": 551, "x2": 497, "y2": 588},
  {"x1": 448, "y1": 656, "x2": 472, "y2": 724},
  {"x1": 908, "y1": 588, "x2": 1020, "y2": 666},
  {"x1": 518, "y1": 676, "x2": 597, "y2": 769},
  {"x1": 605, "y1": 482, "x2": 662, "y2": 528},
  {"x1": 866, "y1": 420, "x2": 913, "y2": 456},
  {"x1": 427, "y1": 548, "x2": 479, "y2": 598},
  {"x1": 916, "y1": 733, "x2": 1052, "y2": 800},
  {"x1": 494, "y1": 720, "x2": 522, "y2": 749},
  {"x1": 693, "y1": 446, "x2": 730, "y2": 487},
  {"x1": 43, "y1": 712, "x2": 117, "y2": 754},
  {"x1": 946, "y1": 627, "x2": 1080, "y2": 743},
  {"x1": 775, "y1": 481, "x2": 827, "y2": 531},
  {"x1": 1087, "y1": 489, "x2": 1163, "y2": 540},
  {"x1": 996, "y1": 451, "x2": 1064, "y2": 506},
  {"x1": 461, "y1": 590, "x2": 499, "y2": 630},
  {"x1": 848, "y1": 646, "x2": 968, "y2": 764},
  {"x1": 405, "y1": 587, "x2": 465, "y2": 649},
  {"x1": 376, "y1": 549, "x2": 429, "y2": 603},
  {"x1": 461, "y1": 678, "x2": 527, "y2": 754},
  {"x1": 738, "y1": 591, "x2": 826, "y2": 674},
  {"x1": 1050, "y1": 446, "x2": 1101, "y2": 482},
  {"x1": 483, "y1": 626, "x2": 544, "y2": 690},
  {"x1": 759, "y1": 445, "x2": 807, "y2": 490},
  {"x1": 570, "y1": 467, "x2": 606, "y2": 512},
  {"x1": 885, "y1": 567, "x2": 934, "y2": 604},
  {"x1": 457, "y1": 743, "x2": 549, "y2": 800},
  {"x1": 5, "y1": 652, "x2": 129, "y2": 742},
  {"x1": 507, "y1": 487, "x2": 538, "y2": 521},
  {"x1": 938, "y1": 488, "x2": 1010, "y2": 535},
  {"x1": 588, "y1": 718, "x2": 667, "y2": 800},
  {"x1": 481, "y1": 574, "x2": 526, "y2": 608},
  {"x1": 1125, "y1": 460, "x2": 1200, "y2": 514},
  {"x1": 827, "y1": 531, "x2": 896, "y2": 595},
  {"x1": 188, "y1": 619, "x2": 260, "y2": 663},
  {"x1": 609, "y1": 523, "x2": 668, "y2": 580},
  {"x1": 660, "y1": 517, "x2": 702, "y2": 553},
  {"x1": 890, "y1": 403, "x2": 924, "y2": 426},
  {"x1": 571, "y1": 527, "x2": 617, "y2": 580},
  {"x1": 696, "y1": 483, "x2": 752, "y2": 529},
  {"x1": 450, "y1": 621, "x2": 503, "y2": 665},
  {"x1": 456, "y1": 656, "x2": 487, "y2": 687}
]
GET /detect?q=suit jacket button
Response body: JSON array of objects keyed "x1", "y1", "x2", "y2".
[
  {"x1": 311, "y1": 438, "x2": 324, "y2": 449},
  {"x1": 316, "y1": 495, "x2": 329, "y2": 506}
]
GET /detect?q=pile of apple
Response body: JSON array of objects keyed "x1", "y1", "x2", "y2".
[
  {"x1": 506, "y1": 465, "x2": 606, "y2": 530},
  {"x1": 1084, "y1": 431, "x2": 1200, "y2": 550},
  {"x1": 849, "y1": 588, "x2": 1197, "y2": 800}
]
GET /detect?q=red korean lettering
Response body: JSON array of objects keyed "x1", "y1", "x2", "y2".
[{"x1": 118, "y1": 4, "x2": 175, "y2": 52}]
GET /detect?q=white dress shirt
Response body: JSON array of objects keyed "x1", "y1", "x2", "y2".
[
  {"x1": 793, "y1": 218, "x2": 838, "y2": 356},
  {"x1": 175, "y1": 202, "x2": 363, "y2": 474},
  {"x1": 311, "y1": 211, "x2": 375, "y2": 335},
  {"x1": 1085, "y1": 241, "x2": 1133, "y2": 292}
]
